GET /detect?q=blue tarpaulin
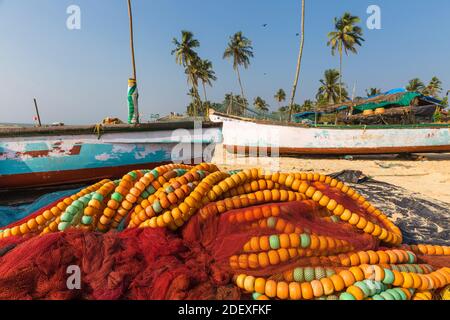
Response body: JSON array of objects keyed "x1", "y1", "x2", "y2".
[{"x1": 0, "y1": 188, "x2": 83, "y2": 228}]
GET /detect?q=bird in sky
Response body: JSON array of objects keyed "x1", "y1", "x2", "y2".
[{"x1": 262, "y1": 24, "x2": 268, "y2": 27}]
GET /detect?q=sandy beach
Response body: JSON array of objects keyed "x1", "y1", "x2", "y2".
[{"x1": 212, "y1": 149, "x2": 450, "y2": 204}]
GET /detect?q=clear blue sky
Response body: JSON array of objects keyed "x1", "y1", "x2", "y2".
[{"x1": 0, "y1": 0, "x2": 449, "y2": 124}]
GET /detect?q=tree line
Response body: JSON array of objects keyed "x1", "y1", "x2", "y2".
[{"x1": 171, "y1": 3, "x2": 447, "y2": 119}]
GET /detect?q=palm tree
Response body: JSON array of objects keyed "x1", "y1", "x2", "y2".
[
  {"x1": 278, "y1": 106, "x2": 289, "y2": 113},
  {"x1": 235, "y1": 95, "x2": 248, "y2": 115},
  {"x1": 442, "y1": 96, "x2": 449, "y2": 109},
  {"x1": 291, "y1": 104, "x2": 302, "y2": 113},
  {"x1": 274, "y1": 89, "x2": 287, "y2": 109},
  {"x1": 223, "y1": 31, "x2": 254, "y2": 104},
  {"x1": 186, "y1": 102, "x2": 195, "y2": 117},
  {"x1": 186, "y1": 89, "x2": 198, "y2": 116},
  {"x1": 423, "y1": 77, "x2": 442, "y2": 97},
  {"x1": 316, "y1": 93, "x2": 329, "y2": 107},
  {"x1": 253, "y1": 97, "x2": 269, "y2": 113},
  {"x1": 224, "y1": 93, "x2": 246, "y2": 116},
  {"x1": 366, "y1": 88, "x2": 382, "y2": 97},
  {"x1": 184, "y1": 58, "x2": 204, "y2": 114},
  {"x1": 327, "y1": 12, "x2": 364, "y2": 103},
  {"x1": 172, "y1": 30, "x2": 199, "y2": 67},
  {"x1": 172, "y1": 31, "x2": 201, "y2": 115},
  {"x1": 198, "y1": 59, "x2": 217, "y2": 101},
  {"x1": 301, "y1": 99, "x2": 314, "y2": 111},
  {"x1": 316, "y1": 69, "x2": 349, "y2": 105},
  {"x1": 223, "y1": 93, "x2": 235, "y2": 114},
  {"x1": 288, "y1": 0, "x2": 306, "y2": 122},
  {"x1": 406, "y1": 78, "x2": 425, "y2": 93}
]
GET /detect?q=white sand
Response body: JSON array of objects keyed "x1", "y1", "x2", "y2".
[{"x1": 212, "y1": 148, "x2": 450, "y2": 204}]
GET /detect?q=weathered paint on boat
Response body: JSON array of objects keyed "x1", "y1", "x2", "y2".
[
  {"x1": 0, "y1": 122, "x2": 222, "y2": 190},
  {"x1": 209, "y1": 110, "x2": 450, "y2": 155}
]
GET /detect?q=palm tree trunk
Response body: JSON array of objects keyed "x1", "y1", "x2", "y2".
[
  {"x1": 196, "y1": 85, "x2": 203, "y2": 116},
  {"x1": 186, "y1": 65, "x2": 203, "y2": 118},
  {"x1": 339, "y1": 42, "x2": 343, "y2": 104},
  {"x1": 288, "y1": 0, "x2": 306, "y2": 122},
  {"x1": 188, "y1": 72, "x2": 198, "y2": 117},
  {"x1": 236, "y1": 67, "x2": 246, "y2": 115},
  {"x1": 127, "y1": 0, "x2": 137, "y2": 81},
  {"x1": 202, "y1": 81, "x2": 208, "y2": 102},
  {"x1": 194, "y1": 84, "x2": 202, "y2": 116}
]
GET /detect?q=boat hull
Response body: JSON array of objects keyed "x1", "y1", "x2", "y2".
[
  {"x1": 224, "y1": 144, "x2": 450, "y2": 155},
  {"x1": 210, "y1": 112, "x2": 450, "y2": 155},
  {"x1": 0, "y1": 122, "x2": 222, "y2": 190},
  {"x1": 0, "y1": 161, "x2": 174, "y2": 190}
]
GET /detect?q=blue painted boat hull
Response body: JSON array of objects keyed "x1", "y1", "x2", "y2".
[{"x1": 0, "y1": 123, "x2": 222, "y2": 190}]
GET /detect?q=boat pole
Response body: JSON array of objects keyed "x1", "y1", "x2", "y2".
[
  {"x1": 33, "y1": 98, "x2": 42, "y2": 127},
  {"x1": 127, "y1": 0, "x2": 139, "y2": 124}
]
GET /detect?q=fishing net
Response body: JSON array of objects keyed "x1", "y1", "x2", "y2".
[
  {"x1": 183, "y1": 200, "x2": 378, "y2": 275},
  {"x1": 0, "y1": 228, "x2": 240, "y2": 300},
  {"x1": 0, "y1": 163, "x2": 448, "y2": 300}
]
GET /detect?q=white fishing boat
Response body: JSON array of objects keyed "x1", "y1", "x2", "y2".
[{"x1": 209, "y1": 109, "x2": 450, "y2": 155}]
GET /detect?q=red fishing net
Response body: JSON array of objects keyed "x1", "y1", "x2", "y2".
[
  {"x1": 0, "y1": 197, "x2": 445, "y2": 300},
  {"x1": 184, "y1": 201, "x2": 376, "y2": 274},
  {"x1": 0, "y1": 227, "x2": 241, "y2": 300},
  {"x1": 0, "y1": 165, "x2": 448, "y2": 300}
]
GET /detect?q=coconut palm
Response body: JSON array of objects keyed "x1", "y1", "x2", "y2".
[
  {"x1": 278, "y1": 106, "x2": 289, "y2": 113},
  {"x1": 184, "y1": 57, "x2": 204, "y2": 115},
  {"x1": 301, "y1": 99, "x2": 314, "y2": 111},
  {"x1": 366, "y1": 88, "x2": 382, "y2": 97},
  {"x1": 198, "y1": 59, "x2": 217, "y2": 101},
  {"x1": 291, "y1": 104, "x2": 302, "y2": 113},
  {"x1": 406, "y1": 78, "x2": 425, "y2": 93},
  {"x1": 274, "y1": 89, "x2": 287, "y2": 109},
  {"x1": 223, "y1": 31, "x2": 254, "y2": 104},
  {"x1": 223, "y1": 93, "x2": 235, "y2": 114},
  {"x1": 172, "y1": 30, "x2": 200, "y2": 67},
  {"x1": 316, "y1": 93, "x2": 329, "y2": 107},
  {"x1": 186, "y1": 89, "x2": 198, "y2": 116},
  {"x1": 442, "y1": 96, "x2": 449, "y2": 109},
  {"x1": 172, "y1": 31, "x2": 201, "y2": 115},
  {"x1": 186, "y1": 102, "x2": 195, "y2": 117},
  {"x1": 316, "y1": 69, "x2": 349, "y2": 105},
  {"x1": 423, "y1": 77, "x2": 442, "y2": 97},
  {"x1": 327, "y1": 12, "x2": 364, "y2": 103},
  {"x1": 288, "y1": 0, "x2": 306, "y2": 122},
  {"x1": 235, "y1": 95, "x2": 248, "y2": 115},
  {"x1": 253, "y1": 97, "x2": 269, "y2": 112},
  {"x1": 224, "y1": 93, "x2": 246, "y2": 116}
]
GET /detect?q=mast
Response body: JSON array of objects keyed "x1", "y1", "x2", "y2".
[{"x1": 127, "y1": 0, "x2": 139, "y2": 124}]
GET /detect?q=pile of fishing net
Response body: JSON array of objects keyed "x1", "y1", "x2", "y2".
[
  {"x1": 0, "y1": 163, "x2": 448, "y2": 300},
  {"x1": 0, "y1": 228, "x2": 240, "y2": 300}
]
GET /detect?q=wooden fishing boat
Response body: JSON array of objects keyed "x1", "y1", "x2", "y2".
[
  {"x1": 209, "y1": 110, "x2": 450, "y2": 156},
  {"x1": 0, "y1": 122, "x2": 222, "y2": 190}
]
